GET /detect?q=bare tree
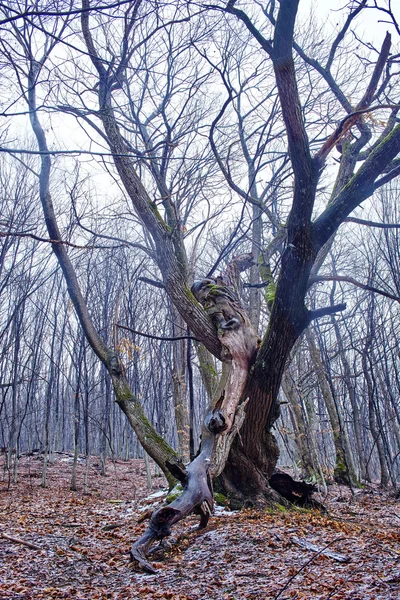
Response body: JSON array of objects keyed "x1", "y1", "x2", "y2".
[{"x1": 1, "y1": 0, "x2": 400, "y2": 572}]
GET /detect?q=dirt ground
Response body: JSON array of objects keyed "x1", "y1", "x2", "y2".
[{"x1": 0, "y1": 454, "x2": 399, "y2": 599}]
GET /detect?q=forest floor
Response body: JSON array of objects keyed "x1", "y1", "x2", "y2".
[{"x1": 0, "y1": 454, "x2": 399, "y2": 600}]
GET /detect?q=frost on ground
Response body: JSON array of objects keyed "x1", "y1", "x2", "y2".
[{"x1": 0, "y1": 454, "x2": 399, "y2": 599}]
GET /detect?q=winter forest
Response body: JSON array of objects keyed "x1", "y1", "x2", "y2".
[{"x1": 1, "y1": 0, "x2": 400, "y2": 597}]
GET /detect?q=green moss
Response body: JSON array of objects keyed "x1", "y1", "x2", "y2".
[
  {"x1": 200, "y1": 361, "x2": 217, "y2": 378},
  {"x1": 166, "y1": 483, "x2": 183, "y2": 503},
  {"x1": 257, "y1": 255, "x2": 276, "y2": 307},
  {"x1": 265, "y1": 281, "x2": 276, "y2": 306},
  {"x1": 149, "y1": 201, "x2": 170, "y2": 232},
  {"x1": 292, "y1": 505, "x2": 313, "y2": 514},
  {"x1": 214, "y1": 492, "x2": 228, "y2": 506},
  {"x1": 184, "y1": 283, "x2": 198, "y2": 302},
  {"x1": 227, "y1": 497, "x2": 244, "y2": 511}
]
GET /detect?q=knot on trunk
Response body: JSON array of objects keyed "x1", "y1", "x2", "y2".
[
  {"x1": 191, "y1": 278, "x2": 260, "y2": 434},
  {"x1": 191, "y1": 279, "x2": 245, "y2": 336}
]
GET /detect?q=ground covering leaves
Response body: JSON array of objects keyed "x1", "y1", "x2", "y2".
[{"x1": 0, "y1": 454, "x2": 399, "y2": 599}]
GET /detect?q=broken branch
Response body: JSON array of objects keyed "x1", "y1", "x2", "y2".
[{"x1": 1, "y1": 532, "x2": 41, "y2": 550}]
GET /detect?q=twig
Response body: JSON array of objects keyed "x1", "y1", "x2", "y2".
[
  {"x1": 117, "y1": 323, "x2": 199, "y2": 342},
  {"x1": 1, "y1": 532, "x2": 41, "y2": 550},
  {"x1": 274, "y1": 537, "x2": 345, "y2": 599}
]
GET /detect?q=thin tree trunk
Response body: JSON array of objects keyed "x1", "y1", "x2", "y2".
[
  {"x1": 306, "y1": 329, "x2": 358, "y2": 485},
  {"x1": 362, "y1": 300, "x2": 390, "y2": 486},
  {"x1": 282, "y1": 371, "x2": 324, "y2": 481},
  {"x1": 332, "y1": 317, "x2": 367, "y2": 482},
  {"x1": 172, "y1": 308, "x2": 190, "y2": 464}
]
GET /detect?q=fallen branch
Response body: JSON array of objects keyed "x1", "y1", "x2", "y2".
[
  {"x1": 2, "y1": 532, "x2": 41, "y2": 550},
  {"x1": 291, "y1": 536, "x2": 349, "y2": 563},
  {"x1": 274, "y1": 537, "x2": 346, "y2": 599}
]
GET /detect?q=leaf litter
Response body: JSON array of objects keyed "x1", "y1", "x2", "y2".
[{"x1": 0, "y1": 454, "x2": 399, "y2": 599}]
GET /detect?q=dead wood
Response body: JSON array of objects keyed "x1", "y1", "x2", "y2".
[
  {"x1": 1, "y1": 532, "x2": 41, "y2": 550},
  {"x1": 131, "y1": 263, "x2": 260, "y2": 573},
  {"x1": 130, "y1": 450, "x2": 213, "y2": 573},
  {"x1": 191, "y1": 277, "x2": 259, "y2": 434},
  {"x1": 291, "y1": 536, "x2": 350, "y2": 563},
  {"x1": 269, "y1": 471, "x2": 318, "y2": 507}
]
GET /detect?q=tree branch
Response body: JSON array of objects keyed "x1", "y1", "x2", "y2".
[
  {"x1": 223, "y1": 2, "x2": 274, "y2": 56},
  {"x1": 117, "y1": 323, "x2": 199, "y2": 342},
  {"x1": 307, "y1": 303, "x2": 346, "y2": 323},
  {"x1": 315, "y1": 33, "x2": 393, "y2": 163},
  {"x1": 311, "y1": 275, "x2": 400, "y2": 302},
  {"x1": 313, "y1": 123, "x2": 400, "y2": 248},
  {"x1": 374, "y1": 162, "x2": 400, "y2": 189},
  {"x1": 0, "y1": 230, "x2": 126, "y2": 250},
  {"x1": 344, "y1": 216, "x2": 400, "y2": 229},
  {"x1": 81, "y1": 0, "x2": 222, "y2": 358},
  {"x1": 316, "y1": 104, "x2": 398, "y2": 164},
  {"x1": 272, "y1": 0, "x2": 317, "y2": 229},
  {"x1": 0, "y1": 0, "x2": 134, "y2": 26}
]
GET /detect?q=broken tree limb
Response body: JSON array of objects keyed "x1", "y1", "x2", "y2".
[
  {"x1": 1, "y1": 532, "x2": 41, "y2": 550},
  {"x1": 291, "y1": 536, "x2": 350, "y2": 563}
]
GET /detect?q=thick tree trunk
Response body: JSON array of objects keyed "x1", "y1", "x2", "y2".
[{"x1": 218, "y1": 223, "x2": 317, "y2": 500}]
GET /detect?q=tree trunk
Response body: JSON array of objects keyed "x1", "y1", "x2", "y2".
[
  {"x1": 306, "y1": 329, "x2": 358, "y2": 486},
  {"x1": 219, "y1": 229, "x2": 317, "y2": 501},
  {"x1": 171, "y1": 308, "x2": 190, "y2": 464},
  {"x1": 282, "y1": 371, "x2": 324, "y2": 481}
]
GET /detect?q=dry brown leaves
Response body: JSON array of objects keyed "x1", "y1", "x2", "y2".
[{"x1": 0, "y1": 454, "x2": 399, "y2": 599}]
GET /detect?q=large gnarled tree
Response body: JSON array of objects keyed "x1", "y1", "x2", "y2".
[{"x1": 1, "y1": 0, "x2": 399, "y2": 573}]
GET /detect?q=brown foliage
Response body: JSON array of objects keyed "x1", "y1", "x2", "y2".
[{"x1": 1, "y1": 455, "x2": 399, "y2": 599}]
